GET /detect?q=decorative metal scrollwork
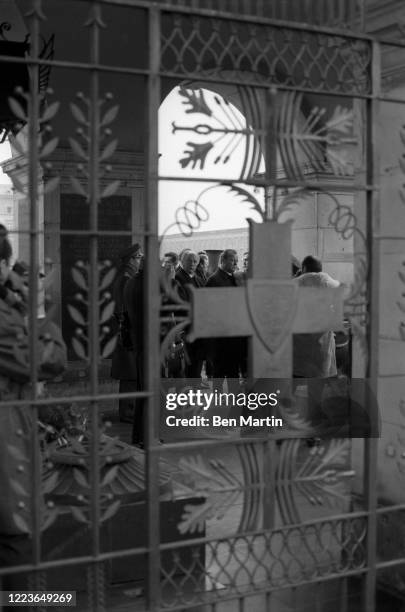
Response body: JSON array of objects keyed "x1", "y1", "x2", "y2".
[
  {"x1": 276, "y1": 438, "x2": 353, "y2": 525},
  {"x1": 160, "y1": 182, "x2": 263, "y2": 244},
  {"x1": 161, "y1": 15, "x2": 371, "y2": 95},
  {"x1": 172, "y1": 84, "x2": 263, "y2": 180},
  {"x1": 277, "y1": 92, "x2": 356, "y2": 181},
  {"x1": 172, "y1": 432, "x2": 353, "y2": 536},
  {"x1": 161, "y1": 513, "x2": 366, "y2": 606}
]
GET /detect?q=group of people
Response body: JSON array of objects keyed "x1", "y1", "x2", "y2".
[
  {"x1": 0, "y1": 225, "x2": 345, "y2": 591},
  {"x1": 111, "y1": 246, "x2": 247, "y2": 441},
  {"x1": 111, "y1": 244, "x2": 342, "y2": 443}
]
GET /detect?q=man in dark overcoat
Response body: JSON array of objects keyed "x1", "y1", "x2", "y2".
[
  {"x1": 123, "y1": 256, "x2": 145, "y2": 446},
  {"x1": 206, "y1": 249, "x2": 246, "y2": 393},
  {"x1": 111, "y1": 244, "x2": 143, "y2": 422},
  {"x1": 175, "y1": 250, "x2": 205, "y2": 378}
]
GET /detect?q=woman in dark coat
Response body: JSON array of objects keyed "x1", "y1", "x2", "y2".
[{"x1": 111, "y1": 244, "x2": 143, "y2": 422}]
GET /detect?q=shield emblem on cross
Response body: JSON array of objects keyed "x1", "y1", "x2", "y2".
[{"x1": 246, "y1": 279, "x2": 299, "y2": 354}]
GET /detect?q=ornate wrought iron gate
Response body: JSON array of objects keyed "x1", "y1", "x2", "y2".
[{"x1": 1, "y1": 1, "x2": 405, "y2": 611}]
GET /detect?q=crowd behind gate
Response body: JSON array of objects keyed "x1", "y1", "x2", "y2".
[
  {"x1": 111, "y1": 243, "x2": 350, "y2": 446},
  {"x1": 0, "y1": 220, "x2": 370, "y2": 595}
]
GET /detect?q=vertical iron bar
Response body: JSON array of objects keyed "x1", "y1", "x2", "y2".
[
  {"x1": 262, "y1": 439, "x2": 276, "y2": 529},
  {"x1": 280, "y1": 0, "x2": 287, "y2": 21},
  {"x1": 359, "y1": 0, "x2": 366, "y2": 32},
  {"x1": 27, "y1": 0, "x2": 41, "y2": 585},
  {"x1": 88, "y1": 2, "x2": 102, "y2": 610},
  {"x1": 264, "y1": 87, "x2": 279, "y2": 220},
  {"x1": 363, "y1": 39, "x2": 381, "y2": 612},
  {"x1": 316, "y1": 0, "x2": 322, "y2": 25},
  {"x1": 340, "y1": 577, "x2": 348, "y2": 612},
  {"x1": 315, "y1": 582, "x2": 322, "y2": 612},
  {"x1": 256, "y1": 0, "x2": 264, "y2": 18},
  {"x1": 335, "y1": 0, "x2": 342, "y2": 24},
  {"x1": 292, "y1": 586, "x2": 298, "y2": 609},
  {"x1": 304, "y1": 0, "x2": 312, "y2": 25},
  {"x1": 146, "y1": 5, "x2": 161, "y2": 611}
]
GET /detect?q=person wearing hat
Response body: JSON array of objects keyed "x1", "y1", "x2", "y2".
[{"x1": 111, "y1": 243, "x2": 144, "y2": 422}]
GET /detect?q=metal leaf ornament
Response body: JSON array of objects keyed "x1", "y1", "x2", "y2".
[
  {"x1": 180, "y1": 141, "x2": 214, "y2": 170},
  {"x1": 69, "y1": 92, "x2": 121, "y2": 200},
  {"x1": 8, "y1": 87, "x2": 60, "y2": 196},
  {"x1": 278, "y1": 92, "x2": 356, "y2": 181},
  {"x1": 7, "y1": 448, "x2": 61, "y2": 533},
  {"x1": 224, "y1": 183, "x2": 264, "y2": 220},
  {"x1": 398, "y1": 262, "x2": 405, "y2": 340},
  {"x1": 175, "y1": 455, "x2": 244, "y2": 534},
  {"x1": 173, "y1": 85, "x2": 262, "y2": 178},
  {"x1": 68, "y1": 261, "x2": 116, "y2": 361},
  {"x1": 275, "y1": 188, "x2": 310, "y2": 221},
  {"x1": 276, "y1": 439, "x2": 354, "y2": 525},
  {"x1": 178, "y1": 86, "x2": 212, "y2": 116}
]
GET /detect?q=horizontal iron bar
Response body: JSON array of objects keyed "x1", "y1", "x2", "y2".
[
  {"x1": 153, "y1": 426, "x2": 373, "y2": 452},
  {"x1": 59, "y1": 229, "x2": 152, "y2": 237},
  {"x1": 4, "y1": 229, "x2": 152, "y2": 238},
  {"x1": 0, "y1": 52, "x2": 149, "y2": 76},
  {"x1": 158, "y1": 175, "x2": 377, "y2": 191},
  {"x1": 0, "y1": 545, "x2": 148, "y2": 577},
  {"x1": 375, "y1": 503, "x2": 405, "y2": 514},
  {"x1": 378, "y1": 94, "x2": 405, "y2": 105},
  {"x1": 158, "y1": 70, "x2": 374, "y2": 100},
  {"x1": 158, "y1": 567, "x2": 368, "y2": 612},
  {"x1": 72, "y1": 0, "x2": 373, "y2": 42},
  {"x1": 60, "y1": 230, "x2": 137, "y2": 236},
  {"x1": 0, "y1": 54, "x2": 374, "y2": 102},
  {"x1": 374, "y1": 36, "x2": 405, "y2": 50},
  {"x1": 160, "y1": 304, "x2": 190, "y2": 311},
  {"x1": 374, "y1": 235, "x2": 405, "y2": 240},
  {"x1": 376, "y1": 558, "x2": 405, "y2": 570},
  {"x1": 158, "y1": 513, "x2": 369, "y2": 552},
  {"x1": 0, "y1": 390, "x2": 153, "y2": 409},
  {"x1": 377, "y1": 372, "x2": 405, "y2": 378},
  {"x1": 0, "y1": 506, "x2": 368, "y2": 576},
  {"x1": 155, "y1": 503, "x2": 405, "y2": 554}
]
